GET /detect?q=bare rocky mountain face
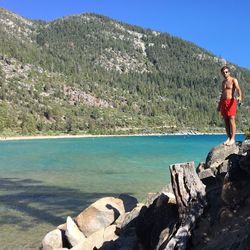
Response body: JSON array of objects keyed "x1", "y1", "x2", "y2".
[{"x1": 40, "y1": 139, "x2": 250, "y2": 250}]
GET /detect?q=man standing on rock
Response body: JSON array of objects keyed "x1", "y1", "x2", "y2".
[{"x1": 217, "y1": 66, "x2": 242, "y2": 146}]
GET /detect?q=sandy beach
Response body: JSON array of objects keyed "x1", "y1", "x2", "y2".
[
  {"x1": 0, "y1": 134, "x2": 168, "y2": 141},
  {"x1": 0, "y1": 131, "x2": 230, "y2": 141}
]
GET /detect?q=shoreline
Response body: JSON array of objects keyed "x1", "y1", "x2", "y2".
[{"x1": 0, "y1": 132, "x2": 239, "y2": 141}]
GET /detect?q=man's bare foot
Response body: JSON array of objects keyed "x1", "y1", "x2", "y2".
[
  {"x1": 226, "y1": 139, "x2": 235, "y2": 146},
  {"x1": 223, "y1": 138, "x2": 230, "y2": 145}
]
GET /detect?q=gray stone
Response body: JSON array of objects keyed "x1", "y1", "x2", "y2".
[
  {"x1": 118, "y1": 203, "x2": 144, "y2": 229},
  {"x1": 196, "y1": 162, "x2": 206, "y2": 174},
  {"x1": 198, "y1": 168, "x2": 215, "y2": 179},
  {"x1": 205, "y1": 143, "x2": 239, "y2": 169},
  {"x1": 239, "y1": 139, "x2": 250, "y2": 155},
  {"x1": 218, "y1": 160, "x2": 229, "y2": 174}
]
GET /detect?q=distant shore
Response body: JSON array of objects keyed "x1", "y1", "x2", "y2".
[{"x1": 0, "y1": 131, "x2": 237, "y2": 141}]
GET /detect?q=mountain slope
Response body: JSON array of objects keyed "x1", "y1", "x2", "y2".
[{"x1": 0, "y1": 8, "x2": 250, "y2": 136}]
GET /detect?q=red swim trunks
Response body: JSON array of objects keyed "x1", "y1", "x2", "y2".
[{"x1": 220, "y1": 98, "x2": 236, "y2": 117}]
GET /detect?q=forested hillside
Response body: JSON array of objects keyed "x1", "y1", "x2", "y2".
[{"x1": 0, "y1": 8, "x2": 250, "y2": 136}]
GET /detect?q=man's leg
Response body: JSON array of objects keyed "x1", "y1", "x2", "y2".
[
  {"x1": 227, "y1": 116, "x2": 236, "y2": 145},
  {"x1": 223, "y1": 117, "x2": 231, "y2": 145}
]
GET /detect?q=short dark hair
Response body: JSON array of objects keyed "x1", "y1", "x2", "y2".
[{"x1": 221, "y1": 66, "x2": 230, "y2": 73}]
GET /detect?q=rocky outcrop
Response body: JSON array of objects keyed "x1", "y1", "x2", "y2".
[
  {"x1": 40, "y1": 139, "x2": 250, "y2": 250},
  {"x1": 191, "y1": 139, "x2": 250, "y2": 250},
  {"x1": 40, "y1": 195, "x2": 138, "y2": 250},
  {"x1": 63, "y1": 86, "x2": 113, "y2": 108}
]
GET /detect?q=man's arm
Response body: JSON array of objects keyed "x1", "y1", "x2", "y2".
[{"x1": 234, "y1": 78, "x2": 242, "y2": 102}]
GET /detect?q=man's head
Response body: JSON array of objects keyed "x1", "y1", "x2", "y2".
[{"x1": 221, "y1": 66, "x2": 230, "y2": 77}]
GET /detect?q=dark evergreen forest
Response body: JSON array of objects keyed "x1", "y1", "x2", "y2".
[{"x1": 0, "y1": 8, "x2": 250, "y2": 135}]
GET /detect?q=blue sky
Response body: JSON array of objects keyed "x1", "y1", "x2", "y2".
[{"x1": 1, "y1": 0, "x2": 250, "y2": 69}]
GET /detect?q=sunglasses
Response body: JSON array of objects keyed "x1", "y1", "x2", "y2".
[{"x1": 223, "y1": 71, "x2": 229, "y2": 74}]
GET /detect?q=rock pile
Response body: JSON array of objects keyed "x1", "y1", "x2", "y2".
[
  {"x1": 192, "y1": 139, "x2": 250, "y2": 250},
  {"x1": 40, "y1": 139, "x2": 250, "y2": 250}
]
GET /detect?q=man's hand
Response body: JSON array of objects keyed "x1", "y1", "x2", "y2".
[{"x1": 237, "y1": 97, "x2": 242, "y2": 107}]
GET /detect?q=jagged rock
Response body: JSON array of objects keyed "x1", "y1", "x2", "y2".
[
  {"x1": 196, "y1": 162, "x2": 205, "y2": 173},
  {"x1": 220, "y1": 151, "x2": 250, "y2": 207},
  {"x1": 196, "y1": 226, "x2": 250, "y2": 250},
  {"x1": 205, "y1": 143, "x2": 239, "y2": 169},
  {"x1": 145, "y1": 184, "x2": 174, "y2": 206},
  {"x1": 157, "y1": 192, "x2": 176, "y2": 205},
  {"x1": 189, "y1": 216, "x2": 211, "y2": 248},
  {"x1": 238, "y1": 139, "x2": 250, "y2": 155},
  {"x1": 191, "y1": 200, "x2": 250, "y2": 250},
  {"x1": 191, "y1": 140, "x2": 250, "y2": 250},
  {"x1": 65, "y1": 216, "x2": 85, "y2": 247},
  {"x1": 221, "y1": 169, "x2": 250, "y2": 207},
  {"x1": 40, "y1": 229, "x2": 63, "y2": 250},
  {"x1": 239, "y1": 150, "x2": 250, "y2": 174},
  {"x1": 217, "y1": 160, "x2": 229, "y2": 174},
  {"x1": 64, "y1": 86, "x2": 113, "y2": 108},
  {"x1": 134, "y1": 192, "x2": 178, "y2": 249},
  {"x1": 75, "y1": 197, "x2": 125, "y2": 237},
  {"x1": 198, "y1": 167, "x2": 215, "y2": 179},
  {"x1": 116, "y1": 203, "x2": 144, "y2": 229},
  {"x1": 218, "y1": 207, "x2": 234, "y2": 225},
  {"x1": 115, "y1": 189, "x2": 178, "y2": 250}
]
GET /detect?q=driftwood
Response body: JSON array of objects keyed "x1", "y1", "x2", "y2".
[{"x1": 164, "y1": 162, "x2": 207, "y2": 250}]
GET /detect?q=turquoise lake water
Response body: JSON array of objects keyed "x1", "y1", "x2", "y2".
[{"x1": 0, "y1": 134, "x2": 245, "y2": 249}]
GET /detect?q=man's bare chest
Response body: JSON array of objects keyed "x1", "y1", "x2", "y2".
[{"x1": 223, "y1": 80, "x2": 234, "y2": 90}]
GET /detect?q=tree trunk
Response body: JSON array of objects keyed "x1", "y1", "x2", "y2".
[{"x1": 164, "y1": 162, "x2": 206, "y2": 250}]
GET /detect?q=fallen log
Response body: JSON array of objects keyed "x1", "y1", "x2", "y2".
[{"x1": 164, "y1": 162, "x2": 207, "y2": 250}]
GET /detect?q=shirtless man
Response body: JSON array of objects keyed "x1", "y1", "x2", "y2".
[{"x1": 217, "y1": 66, "x2": 242, "y2": 146}]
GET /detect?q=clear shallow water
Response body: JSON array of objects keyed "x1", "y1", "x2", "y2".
[{"x1": 0, "y1": 134, "x2": 245, "y2": 249}]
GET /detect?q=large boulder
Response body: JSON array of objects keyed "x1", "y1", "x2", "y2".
[
  {"x1": 205, "y1": 143, "x2": 239, "y2": 169},
  {"x1": 75, "y1": 197, "x2": 125, "y2": 237}
]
